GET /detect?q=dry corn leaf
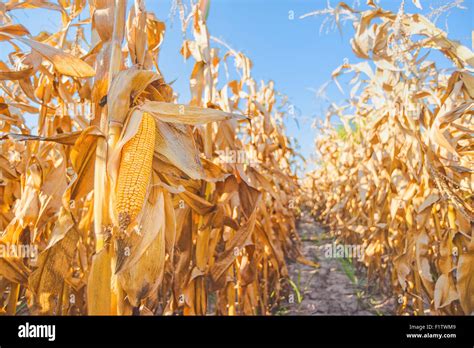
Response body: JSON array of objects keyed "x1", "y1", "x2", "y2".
[{"x1": 12, "y1": 36, "x2": 95, "y2": 77}]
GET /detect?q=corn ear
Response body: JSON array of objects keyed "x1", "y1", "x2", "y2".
[{"x1": 116, "y1": 112, "x2": 156, "y2": 231}]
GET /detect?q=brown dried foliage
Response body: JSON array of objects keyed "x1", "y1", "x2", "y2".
[
  {"x1": 0, "y1": 0, "x2": 303, "y2": 315},
  {"x1": 306, "y1": 1, "x2": 473, "y2": 315}
]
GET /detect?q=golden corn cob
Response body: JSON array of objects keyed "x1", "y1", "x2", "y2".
[{"x1": 116, "y1": 112, "x2": 156, "y2": 232}]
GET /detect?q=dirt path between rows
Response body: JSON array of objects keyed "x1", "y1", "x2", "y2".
[{"x1": 281, "y1": 212, "x2": 396, "y2": 316}]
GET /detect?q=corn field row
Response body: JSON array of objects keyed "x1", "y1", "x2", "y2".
[
  {"x1": 0, "y1": 0, "x2": 472, "y2": 316},
  {"x1": 0, "y1": 0, "x2": 307, "y2": 315},
  {"x1": 305, "y1": 1, "x2": 474, "y2": 315}
]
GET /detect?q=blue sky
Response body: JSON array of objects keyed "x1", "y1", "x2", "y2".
[{"x1": 3, "y1": 0, "x2": 473, "y2": 169}]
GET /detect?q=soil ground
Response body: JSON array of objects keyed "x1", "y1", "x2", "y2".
[{"x1": 280, "y1": 211, "x2": 396, "y2": 316}]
